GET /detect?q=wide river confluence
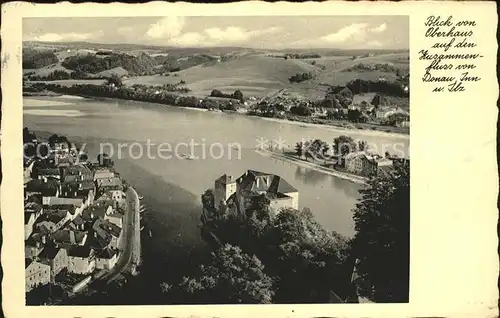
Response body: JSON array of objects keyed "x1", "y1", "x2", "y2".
[{"x1": 24, "y1": 96, "x2": 410, "y2": 238}]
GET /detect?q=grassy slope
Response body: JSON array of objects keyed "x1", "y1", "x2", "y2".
[
  {"x1": 24, "y1": 63, "x2": 73, "y2": 77},
  {"x1": 24, "y1": 46, "x2": 409, "y2": 103},
  {"x1": 124, "y1": 54, "x2": 321, "y2": 98},
  {"x1": 312, "y1": 52, "x2": 409, "y2": 85},
  {"x1": 96, "y1": 67, "x2": 129, "y2": 78}
]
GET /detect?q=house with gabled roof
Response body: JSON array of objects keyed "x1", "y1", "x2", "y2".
[
  {"x1": 52, "y1": 228, "x2": 88, "y2": 248},
  {"x1": 35, "y1": 209, "x2": 70, "y2": 233},
  {"x1": 25, "y1": 259, "x2": 51, "y2": 292},
  {"x1": 68, "y1": 215, "x2": 86, "y2": 231},
  {"x1": 25, "y1": 201, "x2": 43, "y2": 217},
  {"x1": 345, "y1": 151, "x2": 393, "y2": 177},
  {"x1": 104, "y1": 210, "x2": 123, "y2": 228},
  {"x1": 60, "y1": 180, "x2": 96, "y2": 206},
  {"x1": 62, "y1": 164, "x2": 93, "y2": 182},
  {"x1": 25, "y1": 179, "x2": 60, "y2": 197},
  {"x1": 82, "y1": 201, "x2": 114, "y2": 221},
  {"x1": 38, "y1": 245, "x2": 68, "y2": 282},
  {"x1": 107, "y1": 190, "x2": 126, "y2": 205},
  {"x1": 25, "y1": 199, "x2": 44, "y2": 239},
  {"x1": 96, "y1": 177, "x2": 123, "y2": 194},
  {"x1": 25, "y1": 230, "x2": 48, "y2": 259},
  {"x1": 214, "y1": 170, "x2": 299, "y2": 215},
  {"x1": 67, "y1": 246, "x2": 96, "y2": 275},
  {"x1": 25, "y1": 212, "x2": 37, "y2": 240},
  {"x1": 92, "y1": 218, "x2": 123, "y2": 250},
  {"x1": 93, "y1": 168, "x2": 115, "y2": 182},
  {"x1": 350, "y1": 93, "x2": 382, "y2": 110},
  {"x1": 43, "y1": 197, "x2": 85, "y2": 220},
  {"x1": 95, "y1": 248, "x2": 119, "y2": 270},
  {"x1": 36, "y1": 168, "x2": 62, "y2": 181},
  {"x1": 328, "y1": 86, "x2": 353, "y2": 99}
]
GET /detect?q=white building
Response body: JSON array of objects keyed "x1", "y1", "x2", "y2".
[
  {"x1": 25, "y1": 259, "x2": 51, "y2": 292},
  {"x1": 67, "y1": 246, "x2": 96, "y2": 275}
]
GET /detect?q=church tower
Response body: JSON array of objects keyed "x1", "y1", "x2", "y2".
[{"x1": 214, "y1": 174, "x2": 237, "y2": 210}]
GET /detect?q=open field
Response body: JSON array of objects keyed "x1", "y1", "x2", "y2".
[
  {"x1": 23, "y1": 43, "x2": 409, "y2": 104},
  {"x1": 55, "y1": 49, "x2": 98, "y2": 61},
  {"x1": 121, "y1": 52, "x2": 408, "y2": 99},
  {"x1": 24, "y1": 64, "x2": 73, "y2": 77},
  {"x1": 96, "y1": 67, "x2": 129, "y2": 78},
  {"x1": 30, "y1": 79, "x2": 107, "y2": 86}
]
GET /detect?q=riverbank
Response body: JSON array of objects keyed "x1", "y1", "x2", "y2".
[
  {"x1": 256, "y1": 148, "x2": 368, "y2": 185},
  {"x1": 24, "y1": 84, "x2": 409, "y2": 138},
  {"x1": 25, "y1": 92, "x2": 409, "y2": 141},
  {"x1": 257, "y1": 116, "x2": 410, "y2": 140},
  {"x1": 23, "y1": 90, "x2": 62, "y2": 97},
  {"x1": 129, "y1": 186, "x2": 141, "y2": 272},
  {"x1": 30, "y1": 131, "x2": 211, "y2": 304}
]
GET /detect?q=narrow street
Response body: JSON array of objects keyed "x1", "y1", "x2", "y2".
[
  {"x1": 52, "y1": 187, "x2": 140, "y2": 304},
  {"x1": 99, "y1": 186, "x2": 140, "y2": 283}
]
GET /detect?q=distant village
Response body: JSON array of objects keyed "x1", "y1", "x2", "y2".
[
  {"x1": 23, "y1": 130, "x2": 139, "y2": 300},
  {"x1": 256, "y1": 134, "x2": 409, "y2": 185},
  {"x1": 248, "y1": 80, "x2": 410, "y2": 130}
]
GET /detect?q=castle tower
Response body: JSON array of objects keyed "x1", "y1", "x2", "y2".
[{"x1": 214, "y1": 174, "x2": 237, "y2": 210}]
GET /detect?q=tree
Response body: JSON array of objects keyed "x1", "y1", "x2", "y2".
[
  {"x1": 232, "y1": 90, "x2": 244, "y2": 101},
  {"x1": 289, "y1": 72, "x2": 314, "y2": 83},
  {"x1": 47, "y1": 134, "x2": 60, "y2": 147},
  {"x1": 107, "y1": 74, "x2": 123, "y2": 87},
  {"x1": 201, "y1": 189, "x2": 215, "y2": 210},
  {"x1": 210, "y1": 89, "x2": 223, "y2": 97},
  {"x1": 78, "y1": 153, "x2": 89, "y2": 163},
  {"x1": 23, "y1": 127, "x2": 37, "y2": 159},
  {"x1": 47, "y1": 133, "x2": 71, "y2": 150},
  {"x1": 327, "y1": 109, "x2": 344, "y2": 120},
  {"x1": 347, "y1": 109, "x2": 363, "y2": 123},
  {"x1": 358, "y1": 140, "x2": 368, "y2": 152},
  {"x1": 22, "y1": 49, "x2": 58, "y2": 69},
  {"x1": 352, "y1": 162, "x2": 410, "y2": 302},
  {"x1": 290, "y1": 104, "x2": 312, "y2": 116},
  {"x1": 198, "y1": 192, "x2": 357, "y2": 304},
  {"x1": 295, "y1": 142, "x2": 304, "y2": 157},
  {"x1": 97, "y1": 152, "x2": 114, "y2": 167},
  {"x1": 246, "y1": 194, "x2": 271, "y2": 220},
  {"x1": 307, "y1": 139, "x2": 330, "y2": 160},
  {"x1": 173, "y1": 244, "x2": 275, "y2": 304},
  {"x1": 265, "y1": 208, "x2": 355, "y2": 303},
  {"x1": 333, "y1": 135, "x2": 357, "y2": 157},
  {"x1": 37, "y1": 144, "x2": 50, "y2": 160}
]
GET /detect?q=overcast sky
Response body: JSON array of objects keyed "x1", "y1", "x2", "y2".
[{"x1": 23, "y1": 16, "x2": 409, "y2": 49}]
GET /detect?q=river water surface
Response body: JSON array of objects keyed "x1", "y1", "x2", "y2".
[
  {"x1": 24, "y1": 96, "x2": 409, "y2": 238},
  {"x1": 24, "y1": 96, "x2": 409, "y2": 304}
]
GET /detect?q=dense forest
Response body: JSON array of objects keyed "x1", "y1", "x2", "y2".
[
  {"x1": 60, "y1": 52, "x2": 216, "y2": 76},
  {"x1": 289, "y1": 72, "x2": 315, "y2": 83},
  {"x1": 27, "y1": 82, "x2": 240, "y2": 111},
  {"x1": 27, "y1": 69, "x2": 95, "y2": 81},
  {"x1": 342, "y1": 63, "x2": 401, "y2": 74},
  {"x1": 23, "y1": 49, "x2": 58, "y2": 69},
  {"x1": 61, "y1": 52, "x2": 156, "y2": 75},
  {"x1": 210, "y1": 89, "x2": 244, "y2": 101},
  {"x1": 345, "y1": 79, "x2": 408, "y2": 97}
]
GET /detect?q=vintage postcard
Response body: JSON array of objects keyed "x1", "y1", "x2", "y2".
[{"x1": 1, "y1": 1, "x2": 498, "y2": 318}]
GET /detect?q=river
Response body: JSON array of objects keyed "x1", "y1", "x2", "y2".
[
  {"x1": 24, "y1": 95, "x2": 409, "y2": 237},
  {"x1": 24, "y1": 96, "x2": 409, "y2": 304}
]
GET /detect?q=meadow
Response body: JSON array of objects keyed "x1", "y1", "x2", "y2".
[{"x1": 23, "y1": 42, "x2": 409, "y2": 104}]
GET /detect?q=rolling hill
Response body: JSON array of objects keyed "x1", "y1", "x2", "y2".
[
  {"x1": 23, "y1": 42, "x2": 409, "y2": 101},
  {"x1": 123, "y1": 54, "x2": 322, "y2": 97}
]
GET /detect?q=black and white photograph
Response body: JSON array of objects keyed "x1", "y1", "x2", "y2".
[{"x1": 21, "y1": 15, "x2": 410, "y2": 306}]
